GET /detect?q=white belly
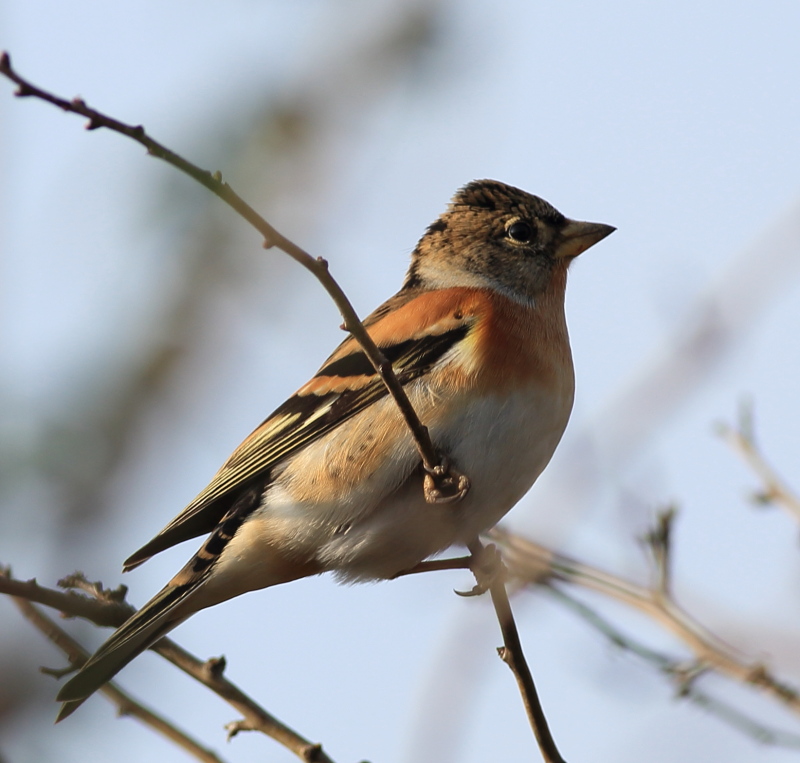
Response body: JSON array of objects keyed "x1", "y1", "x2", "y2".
[{"x1": 239, "y1": 383, "x2": 573, "y2": 582}]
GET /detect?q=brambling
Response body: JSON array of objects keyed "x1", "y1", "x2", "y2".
[{"x1": 56, "y1": 179, "x2": 614, "y2": 718}]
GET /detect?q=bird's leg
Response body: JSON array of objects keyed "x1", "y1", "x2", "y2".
[
  {"x1": 391, "y1": 555, "x2": 473, "y2": 578},
  {"x1": 391, "y1": 540, "x2": 505, "y2": 595}
]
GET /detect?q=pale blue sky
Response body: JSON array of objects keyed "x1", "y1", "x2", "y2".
[{"x1": 2, "y1": 2, "x2": 800, "y2": 762}]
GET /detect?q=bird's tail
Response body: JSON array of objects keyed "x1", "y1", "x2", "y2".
[
  {"x1": 55, "y1": 579, "x2": 198, "y2": 721},
  {"x1": 55, "y1": 486, "x2": 314, "y2": 720},
  {"x1": 55, "y1": 487, "x2": 266, "y2": 720}
]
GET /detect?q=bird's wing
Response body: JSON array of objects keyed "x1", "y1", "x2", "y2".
[{"x1": 123, "y1": 288, "x2": 476, "y2": 571}]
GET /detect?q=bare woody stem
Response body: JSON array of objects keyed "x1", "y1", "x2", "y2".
[
  {"x1": 0, "y1": 570, "x2": 338, "y2": 763},
  {"x1": 0, "y1": 50, "x2": 467, "y2": 503},
  {"x1": 12, "y1": 597, "x2": 228, "y2": 763},
  {"x1": 468, "y1": 541, "x2": 568, "y2": 763}
]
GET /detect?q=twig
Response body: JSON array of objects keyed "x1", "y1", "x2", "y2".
[
  {"x1": 467, "y1": 541, "x2": 567, "y2": 763},
  {"x1": 151, "y1": 641, "x2": 334, "y2": 762},
  {"x1": 11, "y1": 597, "x2": 227, "y2": 763},
  {"x1": 0, "y1": 572, "x2": 131, "y2": 627},
  {"x1": 0, "y1": 569, "x2": 338, "y2": 763},
  {"x1": 544, "y1": 584, "x2": 800, "y2": 749},
  {"x1": 492, "y1": 520, "x2": 800, "y2": 716},
  {"x1": 642, "y1": 506, "x2": 676, "y2": 598},
  {"x1": 716, "y1": 402, "x2": 800, "y2": 523},
  {"x1": 0, "y1": 50, "x2": 467, "y2": 504}
]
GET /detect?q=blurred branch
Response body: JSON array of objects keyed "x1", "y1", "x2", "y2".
[
  {"x1": 716, "y1": 401, "x2": 800, "y2": 523},
  {"x1": 11, "y1": 597, "x2": 227, "y2": 763},
  {"x1": 642, "y1": 506, "x2": 675, "y2": 597},
  {"x1": 0, "y1": 568, "x2": 338, "y2": 763},
  {"x1": 492, "y1": 514, "x2": 800, "y2": 718},
  {"x1": 544, "y1": 585, "x2": 800, "y2": 749},
  {"x1": 0, "y1": 50, "x2": 467, "y2": 504}
]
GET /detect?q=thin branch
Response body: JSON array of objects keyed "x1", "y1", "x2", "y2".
[
  {"x1": 544, "y1": 584, "x2": 800, "y2": 749},
  {"x1": 467, "y1": 541, "x2": 567, "y2": 763},
  {"x1": 0, "y1": 569, "x2": 338, "y2": 763},
  {"x1": 492, "y1": 523, "x2": 800, "y2": 716},
  {"x1": 11, "y1": 597, "x2": 227, "y2": 763},
  {"x1": 716, "y1": 402, "x2": 800, "y2": 523},
  {"x1": 0, "y1": 50, "x2": 468, "y2": 504}
]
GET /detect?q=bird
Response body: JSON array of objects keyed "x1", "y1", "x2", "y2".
[{"x1": 56, "y1": 179, "x2": 614, "y2": 719}]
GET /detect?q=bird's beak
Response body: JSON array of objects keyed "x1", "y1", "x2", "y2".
[{"x1": 556, "y1": 219, "x2": 616, "y2": 259}]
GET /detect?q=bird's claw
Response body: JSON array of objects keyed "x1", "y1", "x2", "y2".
[
  {"x1": 423, "y1": 458, "x2": 471, "y2": 504},
  {"x1": 454, "y1": 543, "x2": 504, "y2": 596}
]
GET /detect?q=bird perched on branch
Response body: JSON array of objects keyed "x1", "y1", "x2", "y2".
[{"x1": 57, "y1": 179, "x2": 614, "y2": 718}]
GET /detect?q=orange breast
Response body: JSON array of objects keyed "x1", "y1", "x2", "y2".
[{"x1": 472, "y1": 278, "x2": 573, "y2": 395}]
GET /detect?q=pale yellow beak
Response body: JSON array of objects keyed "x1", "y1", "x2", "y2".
[{"x1": 556, "y1": 219, "x2": 616, "y2": 259}]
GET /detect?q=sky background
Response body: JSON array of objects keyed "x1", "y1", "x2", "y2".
[{"x1": 2, "y1": 1, "x2": 800, "y2": 762}]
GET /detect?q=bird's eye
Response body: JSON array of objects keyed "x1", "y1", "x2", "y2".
[{"x1": 506, "y1": 220, "x2": 534, "y2": 243}]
